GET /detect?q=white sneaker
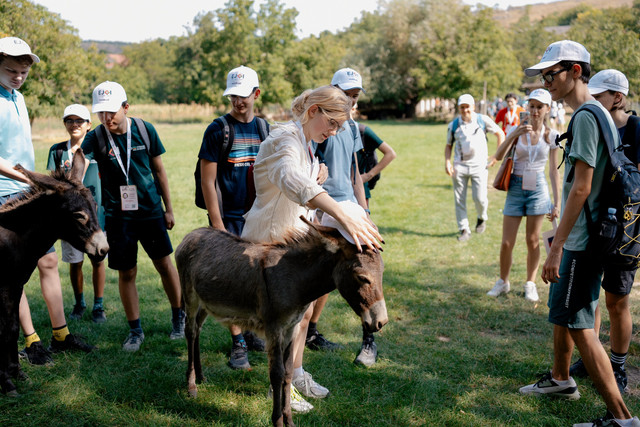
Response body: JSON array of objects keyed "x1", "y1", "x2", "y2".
[
  {"x1": 266, "y1": 385, "x2": 314, "y2": 413},
  {"x1": 524, "y1": 281, "x2": 539, "y2": 302},
  {"x1": 519, "y1": 371, "x2": 580, "y2": 400},
  {"x1": 290, "y1": 386, "x2": 314, "y2": 413},
  {"x1": 292, "y1": 370, "x2": 330, "y2": 398},
  {"x1": 487, "y1": 278, "x2": 510, "y2": 297}
]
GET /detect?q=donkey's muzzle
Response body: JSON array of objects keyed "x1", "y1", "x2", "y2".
[
  {"x1": 86, "y1": 231, "x2": 109, "y2": 262},
  {"x1": 361, "y1": 299, "x2": 388, "y2": 333}
]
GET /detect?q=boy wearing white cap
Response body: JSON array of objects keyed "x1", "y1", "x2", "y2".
[
  {"x1": 47, "y1": 104, "x2": 106, "y2": 324},
  {"x1": 445, "y1": 93, "x2": 504, "y2": 242},
  {"x1": 519, "y1": 41, "x2": 639, "y2": 427},
  {"x1": 569, "y1": 69, "x2": 640, "y2": 395},
  {"x1": 82, "y1": 81, "x2": 183, "y2": 352},
  {"x1": 197, "y1": 65, "x2": 268, "y2": 369},
  {"x1": 1, "y1": 37, "x2": 95, "y2": 367}
]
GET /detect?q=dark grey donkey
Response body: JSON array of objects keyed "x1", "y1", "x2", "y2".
[
  {"x1": 176, "y1": 218, "x2": 387, "y2": 427},
  {"x1": 0, "y1": 149, "x2": 108, "y2": 396}
]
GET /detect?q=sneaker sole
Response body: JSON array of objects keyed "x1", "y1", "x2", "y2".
[{"x1": 520, "y1": 387, "x2": 581, "y2": 400}]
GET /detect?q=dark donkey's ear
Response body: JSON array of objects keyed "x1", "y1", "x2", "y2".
[
  {"x1": 69, "y1": 148, "x2": 86, "y2": 182},
  {"x1": 299, "y1": 215, "x2": 343, "y2": 253}
]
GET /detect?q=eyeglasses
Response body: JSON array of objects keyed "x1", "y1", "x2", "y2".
[
  {"x1": 319, "y1": 108, "x2": 343, "y2": 132},
  {"x1": 540, "y1": 67, "x2": 569, "y2": 84},
  {"x1": 64, "y1": 119, "x2": 88, "y2": 125}
]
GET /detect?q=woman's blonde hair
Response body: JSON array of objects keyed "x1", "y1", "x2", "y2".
[{"x1": 291, "y1": 85, "x2": 351, "y2": 125}]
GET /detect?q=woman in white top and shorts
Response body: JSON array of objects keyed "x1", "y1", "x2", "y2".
[
  {"x1": 487, "y1": 89, "x2": 561, "y2": 301},
  {"x1": 242, "y1": 85, "x2": 383, "y2": 412}
]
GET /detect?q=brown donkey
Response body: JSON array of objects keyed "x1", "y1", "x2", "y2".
[
  {"x1": 176, "y1": 218, "x2": 388, "y2": 427},
  {"x1": 0, "y1": 150, "x2": 109, "y2": 396}
]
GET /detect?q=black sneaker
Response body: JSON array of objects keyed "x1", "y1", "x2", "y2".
[
  {"x1": 613, "y1": 364, "x2": 629, "y2": 394},
  {"x1": 228, "y1": 341, "x2": 250, "y2": 370},
  {"x1": 91, "y1": 307, "x2": 107, "y2": 323},
  {"x1": 305, "y1": 330, "x2": 342, "y2": 351},
  {"x1": 48, "y1": 334, "x2": 96, "y2": 353},
  {"x1": 69, "y1": 304, "x2": 86, "y2": 320},
  {"x1": 354, "y1": 336, "x2": 377, "y2": 367},
  {"x1": 475, "y1": 219, "x2": 486, "y2": 234},
  {"x1": 570, "y1": 358, "x2": 589, "y2": 378},
  {"x1": 169, "y1": 310, "x2": 186, "y2": 340},
  {"x1": 243, "y1": 330, "x2": 265, "y2": 352},
  {"x1": 18, "y1": 341, "x2": 53, "y2": 365}
]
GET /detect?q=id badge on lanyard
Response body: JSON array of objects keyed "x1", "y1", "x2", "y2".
[
  {"x1": 107, "y1": 118, "x2": 139, "y2": 211},
  {"x1": 522, "y1": 133, "x2": 539, "y2": 191}
]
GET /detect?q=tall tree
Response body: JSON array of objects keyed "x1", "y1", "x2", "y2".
[{"x1": 0, "y1": 0, "x2": 104, "y2": 119}]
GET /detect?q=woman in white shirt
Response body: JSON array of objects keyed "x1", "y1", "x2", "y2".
[
  {"x1": 487, "y1": 89, "x2": 560, "y2": 302},
  {"x1": 242, "y1": 85, "x2": 382, "y2": 412}
]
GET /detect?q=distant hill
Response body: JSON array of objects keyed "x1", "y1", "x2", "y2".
[
  {"x1": 81, "y1": 40, "x2": 129, "y2": 54},
  {"x1": 492, "y1": 0, "x2": 634, "y2": 27}
]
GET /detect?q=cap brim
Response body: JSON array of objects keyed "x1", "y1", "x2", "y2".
[
  {"x1": 92, "y1": 103, "x2": 121, "y2": 113},
  {"x1": 336, "y1": 83, "x2": 366, "y2": 94},
  {"x1": 588, "y1": 86, "x2": 607, "y2": 95},
  {"x1": 524, "y1": 60, "x2": 561, "y2": 77},
  {"x1": 223, "y1": 87, "x2": 255, "y2": 97}
]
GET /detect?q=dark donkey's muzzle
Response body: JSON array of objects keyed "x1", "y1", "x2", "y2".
[{"x1": 361, "y1": 299, "x2": 388, "y2": 333}]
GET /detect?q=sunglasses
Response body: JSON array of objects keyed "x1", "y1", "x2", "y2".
[
  {"x1": 540, "y1": 67, "x2": 570, "y2": 84},
  {"x1": 64, "y1": 118, "x2": 89, "y2": 125}
]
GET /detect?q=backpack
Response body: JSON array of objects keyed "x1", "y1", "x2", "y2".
[
  {"x1": 358, "y1": 123, "x2": 380, "y2": 190},
  {"x1": 194, "y1": 115, "x2": 269, "y2": 211},
  {"x1": 449, "y1": 114, "x2": 487, "y2": 161},
  {"x1": 557, "y1": 103, "x2": 640, "y2": 270}
]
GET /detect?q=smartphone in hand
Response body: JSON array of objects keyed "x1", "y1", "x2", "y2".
[{"x1": 520, "y1": 111, "x2": 530, "y2": 126}]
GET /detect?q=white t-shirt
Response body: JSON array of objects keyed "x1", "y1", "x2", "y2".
[
  {"x1": 447, "y1": 113, "x2": 501, "y2": 167},
  {"x1": 509, "y1": 125, "x2": 559, "y2": 175}
]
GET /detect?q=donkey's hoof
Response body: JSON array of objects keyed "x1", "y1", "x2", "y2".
[
  {"x1": 188, "y1": 387, "x2": 198, "y2": 398},
  {"x1": 196, "y1": 375, "x2": 206, "y2": 384},
  {"x1": 5, "y1": 389, "x2": 20, "y2": 397}
]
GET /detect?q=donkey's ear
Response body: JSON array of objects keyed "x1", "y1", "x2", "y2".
[
  {"x1": 299, "y1": 215, "x2": 343, "y2": 253},
  {"x1": 15, "y1": 164, "x2": 59, "y2": 191},
  {"x1": 69, "y1": 149, "x2": 86, "y2": 182}
]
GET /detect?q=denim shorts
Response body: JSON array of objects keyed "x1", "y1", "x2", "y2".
[{"x1": 503, "y1": 173, "x2": 551, "y2": 217}]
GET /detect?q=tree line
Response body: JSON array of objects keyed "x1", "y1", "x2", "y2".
[{"x1": 2, "y1": 0, "x2": 640, "y2": 119}]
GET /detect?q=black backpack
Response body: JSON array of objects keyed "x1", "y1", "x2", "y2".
[
  {"x1": 194, "y1": 115, "x2": 269, "y2": 210},
  {"x1": 358, "y1": 123, "x2": 380, "y2": 190},
  {"x1": 557, "y1": 103, "x2": 640, "y2": 269}
]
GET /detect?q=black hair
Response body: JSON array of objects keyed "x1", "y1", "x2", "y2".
[
  {"x1": 558, "y1": 60, "x2": 590, "y2": 84},
  {"x1": 505, "y1": 93, "x2": 518, "y2": 101}
]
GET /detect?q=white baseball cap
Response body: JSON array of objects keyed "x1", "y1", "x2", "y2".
[
  {"x1": 320, "y1": 200, "x2": 368, "y2": 246},
  {"x1": 527, "y1": 89, "x2": 552, "y2": 106},
  {"x1": 92, "y1": 81, "x2": 127, "y2": 113},
  {"x1": 0, "y1": 37, "x2": 40, "y2": 63},
  {"x1": 63, "y1": 104, "x2": 91, "y2": 121},
  {"x1": 588, "y1": 69, "x2": 629, "y2": 96},
  {"x1": 525, "y1": 40, "x2": 590, "y2": 77},
  {"x1": 223, "y1": 66, "x2": 259, "y2": 97},
  {"x1": 331, "y1": 68, "x2": 366, "y2": 93},
  {"x1": 457, "y1": 94, "x2": 474, "y2": 106}
]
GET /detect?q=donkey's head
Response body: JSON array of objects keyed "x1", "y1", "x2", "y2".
[
  {"x1": 15, "y1": 149, "x2": 109, "y2": 261},
  {"x1": 303, "y1": 218, "x2": 388, "y2": 334}
]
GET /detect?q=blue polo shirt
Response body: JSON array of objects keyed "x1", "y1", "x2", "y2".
[{"x1": 0, "y1": 85, "x2": 34, "y2": 196}]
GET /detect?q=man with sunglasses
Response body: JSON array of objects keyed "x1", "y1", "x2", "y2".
[
  {"x1": 519, "y1": 40, "x2": 639, "y2": 427},
  {"x1": 198, "y1": 65, "x2": 269, "y2": 370},
  {"x1": 445, "y1": 94, "x2": 504, "y2": 242}
]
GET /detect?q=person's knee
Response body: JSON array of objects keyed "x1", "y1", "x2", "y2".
[
  {"x1": 38, "y1": 252, "x2": 59, "y2": 271},
  {"x1": 605, "y1": 294, "x2": 629, "y2": 317}
]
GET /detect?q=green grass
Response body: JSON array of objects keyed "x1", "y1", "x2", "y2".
[{"x1": 2, "y1": 119, "x2": 639, "y2": 426}]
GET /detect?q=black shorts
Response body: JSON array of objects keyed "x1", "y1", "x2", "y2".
[
  {"x1": 105, "y1": 216, "x2": 173, "y2": 271},
  {"x1": 602, "y1": 266, "x2": 637, "y2": 296}
]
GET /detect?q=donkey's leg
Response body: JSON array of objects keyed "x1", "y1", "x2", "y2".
[
  {"x1": 194, "y1": 307, "x2": 208, "y2": 384},
  {"x1": 268, "y1": 331, "x2": 286, "y2": 427},
  {"x1": 185, "y1": 305, "x2": 201, "y2": 397},
  {"x1": 282, "y1": 330, "x2": 296, "y2": 427}
]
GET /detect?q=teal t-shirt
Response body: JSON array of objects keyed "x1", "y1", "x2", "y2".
[
  {"x1": 81, "y1": 118, "x2": 166, "y2": 220},
  {"x1": 46, "y1": 141, "x2": 105, "y2": 229},
  {"x1": 562, "y1": 101, "x2": 617, "y2": 251}
]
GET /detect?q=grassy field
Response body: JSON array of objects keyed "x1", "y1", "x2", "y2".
[{"x1": 2, "y1": 115, "x2": 640, "y2": 426}]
